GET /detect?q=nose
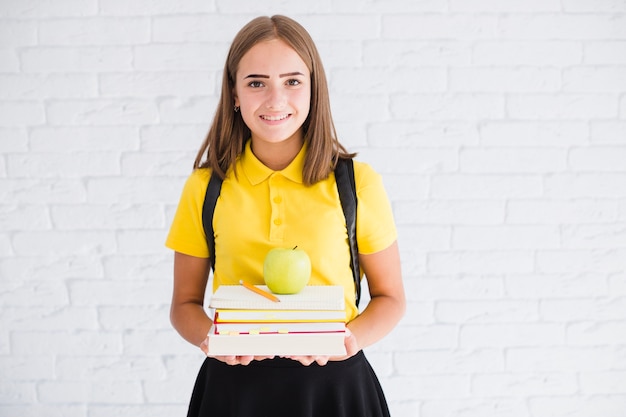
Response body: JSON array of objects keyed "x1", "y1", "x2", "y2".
[{"x1": 264, "y1": 86, "x2": 286, "y2": 110}]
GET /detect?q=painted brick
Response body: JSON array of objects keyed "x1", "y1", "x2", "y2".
[
  {"x1": 585, "y1": 41, "x2": 626, "y2": 64},
  {"x1": 158, "y1": 97, "x2": 219, "y2": 123},
  {"x1": 38, "y1": 18, "x2": 151, "y2": 46},
  {"x1": 506, "y1": 346, "x2": 626, "y2": 372},
  {"x1": 50, "y1": 204, "x2": 164, "y2": 230},
  {"x1": 46, "y1": 100, "x2": 159, "y2": 126},
  {"x1": 0, "y1": 0, "x2": 97, "y2": 17},
  {"x1": 392, "y1": 94, "x2": 505, "y2": 121},
  {"x1": 564, "y1": 67, "x2": 626, "y2": 92},
  {"x1": 540, "y1": 296, "x2": 626, "y2": 318},
  {"x1": 0, "y1": 101, "x2": 45, "y2": 126},
  {"x1": 460, "y1": 148, "x2": 567, "y2": 173},
  {"x1": 364, "y1": 40, "x2": 472, "y2": 67},
  {"x1": 569, "y1": 146, "x2": 626, "y2": 171},
  {"x1": 7, "y1": 152, "x2": 121, "y2": 178},
  {"x1": 580, "y1": 371, "x2": 626, "y2": 394},
  {"x1": 0, "y1": 74, "x2": 97, "y2": 99},
  {"x1": 472, "y1": 373, "x2": 578, "y2": 397},
  {"x1": 20, "y1": 47, "x2": 133, "y2": 73},
  {"x1": 0, "y1": 21, "x2": 37, "y2": 47},
  {"x1": 99, "y1": 72, "x2": 214, "y2": 98},
  {"x1": 449, "y1": 0, "x2": 561, "y2": 12},
  {"x1": 422, "y1": 399, "x2": 529, "y2": 417},
  {"x1": 140, "y1": 125, "x2": 206, "y2": 152},
  {"x1": 529, "y1": 395, "x2": 626, "y2": 417},
  {"x1": 0, "y1": 48, "x2": 19, "y2": 71},
  {"x1": 152, "y1": 15, "x2": 246, "y2": 43},
  {"x1": 436, "y1": 300, "x2": 540, "y2": 324},
  {"x1": 332, "y1": 68, "x2": 446, "y2": 93},
  {"x1": 544, "y1": 174, "x2": 626, "y2": 198},
  {"x1": 395, "y1": 200, "x2": 505, "y2": 225},
  {"x1": 591, "y1": 121, "x2": 626, "y2": 144},
  {"x1": 452, "y1": 225, "x2": 561, "y2": 250},
  {"x1": 12, "y1": 331, "x2": 123, "y2": 355},
  {"x1": 562, "y1": 0, "x2": 626, "y2": 12},
  {"x1": 0, "y1": 405, "x2": 86, "y2": 417},
  {"x1": 506, "y1": 273, "x2": 609, "y2": 298},
  {"x1": 369, "y1": 121, "x2": 480, "y2": 148},
  {"x1": 428, "y1": 250, "x2": 535, "y2": 274},
  {"x1": 507, "y1": 94, "x2": 618, "y2": 119},
  {"x1": 479, "y1": 121, "x2": 589, "y2": 147},
  {"x1": 450, "y1": 67, "x2": 561, "y2": 93},
  {"x1": 474, "y1": 41, "x2": 582, "y2": 65},
  {"x1": 396, "y1": 349, "x2": 505, "y2": 375},
  {"x1": 0, "y1": 255, "x2": 104, "y2": 281},
  {"x1": 356, "y1": 147, "x2": 457, "y2": 174},
  {"x1": 507, "y1": 200, "x2": 619, "y2": 224},
  {"x1": 383, "y1": 15, "x2": 499, "y2": 40},
  {"x1": 30, "y1": 127, "x2": 140, "y2": 152},
  {"x1": 460, "y1": 323, "x2": 565, "y2": 348},
  {"x1": 537, "y1": 248, "x2": 626, "y2": 273},
  {"x1": 431, "y1": 174, "x2": 543, "y2": 199},
  {"x1": 99, "y1": 0, "x2": 215, "y2": 15},
  {"x1": 497, "y1": 14, "x2": 626, "y2": 40}
]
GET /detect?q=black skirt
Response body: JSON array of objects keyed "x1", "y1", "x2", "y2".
[{"x1": 187, "y1": 351, "x2": 391, "y2": 417}]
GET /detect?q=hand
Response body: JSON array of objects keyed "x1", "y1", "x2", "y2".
[
  {"x1": 282, "y1": 328, "x2": 360, "y2": 366},
  {"x1": 200, "y1": 337, "x2": 274, "y2": 365}
]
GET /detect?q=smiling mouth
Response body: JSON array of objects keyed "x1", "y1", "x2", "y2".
[{"x1": 260, "y1": 114, "x2": 290, "y2": 121}]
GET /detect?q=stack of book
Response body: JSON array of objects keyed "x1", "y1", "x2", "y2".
[{"x1": 206, "y1": 284, "x2": 347, "y2": 356}]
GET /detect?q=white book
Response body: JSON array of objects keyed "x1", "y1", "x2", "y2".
[
  {"x1": 207, "y1": 325, "x2": 347, "y2": 356},
  {"x1": 209, "y1": 284, "x2": 345, "y2": 311},
  {"x1": 214, "y1": 321, "x2": 346, "y2": 335}
]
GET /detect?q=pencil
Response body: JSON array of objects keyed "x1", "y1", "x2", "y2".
[{"x1": 239, "y1": 280, "x2": 281, "y2": 303}]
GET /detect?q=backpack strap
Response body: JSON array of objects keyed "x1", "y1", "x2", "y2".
[
  {"x1": 202, "y1": 159, "x2": 361, "y2": 306},
  {"x1": 202, "y1": 171, "x2": 223, "y2": 272},
  {"x1": 334, "y1": 158, "x2": 361, "y2": 307}
]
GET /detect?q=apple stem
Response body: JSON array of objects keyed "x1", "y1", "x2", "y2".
[{"x1": 293, "y1": 246, "x2": 298, "y2": 250}]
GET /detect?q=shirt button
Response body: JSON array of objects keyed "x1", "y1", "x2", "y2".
[
  {"x1": 273, "y1": 218, "x2": 282, "y2": 226},
  {"x1": 273, "y1": 196, "x2": 282, "y2": 204}
]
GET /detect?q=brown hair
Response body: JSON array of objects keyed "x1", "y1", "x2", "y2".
[{"x1": 193, "y1": 15, "x2": 354, "y2": 185}]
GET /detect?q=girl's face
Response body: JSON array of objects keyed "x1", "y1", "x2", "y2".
[{"x1": 234, "y1": 39, "x2": 311, "y2": 147}]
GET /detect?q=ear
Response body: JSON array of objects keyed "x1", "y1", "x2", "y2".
[{"x1": 233, "y1": 88, "x2": 239, "y2": 107}]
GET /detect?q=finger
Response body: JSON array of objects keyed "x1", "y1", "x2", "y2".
[
  {"x1": 200, "y1": 338, "x2": 209, "y2": 356},
  {"x1": 238, "y1": 355, "x2": 254, "y2": 366},
  {"x1": 315, "y1": 356, "x2": 329, "y2": 366}
]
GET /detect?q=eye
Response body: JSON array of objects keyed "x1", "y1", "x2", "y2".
[
  {"x1": 286, "y1": 79, "x2": 301, "y2": 86},
  {"x1": 248, "y1": 80, "x2": 264, "y2": 88}
]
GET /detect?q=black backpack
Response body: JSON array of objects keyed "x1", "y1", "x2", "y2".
[{"x1": 202, "y1": 158, "x2": 362, "y2": 306}]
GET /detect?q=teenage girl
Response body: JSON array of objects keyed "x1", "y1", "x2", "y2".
[{"x1": 166, "y1": 15, "x2": 405, "y2": 417}]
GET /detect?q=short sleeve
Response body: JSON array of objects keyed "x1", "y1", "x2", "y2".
[
  {"x1": 353, "y1": 162, "x2": 397, "y2": 255},
  {"x1": 165, "y1": 169, "x2": 211, "y2": 258}
]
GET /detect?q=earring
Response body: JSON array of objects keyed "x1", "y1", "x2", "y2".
[{"x1": 234, "y1": 105, "x2": 240, "y2": 112}]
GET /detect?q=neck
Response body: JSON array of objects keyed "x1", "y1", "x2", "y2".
[{"x1": 250, "y1": 136, "x2": 304, "y2": 171}]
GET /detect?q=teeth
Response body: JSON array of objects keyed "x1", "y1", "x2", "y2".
[{"x1": 261, "y1": 114, "x2": 289, "y2": 121}]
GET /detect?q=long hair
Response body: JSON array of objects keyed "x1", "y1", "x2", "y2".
[{"x1": 193, "y1": 15, "x2": 354, "y2": 185}]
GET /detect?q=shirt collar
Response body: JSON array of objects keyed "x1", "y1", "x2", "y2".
[{"x1": 240, "y1": 140, "x2": 306, "y2": 185}]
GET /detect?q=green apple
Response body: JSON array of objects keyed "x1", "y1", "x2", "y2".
[{"x1": 263, "y1": 246, "x2": 311, "y2": 294}]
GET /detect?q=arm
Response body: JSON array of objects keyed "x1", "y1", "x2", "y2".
[
  {"x1": 170, "y1": 252, "x2": 213, "y2": 347},
  {"x1": 170, "y1": 251, "x2": 272, "y2": 365},
  {"x1": 347, "y1": 240, "x2": 405, "y2": 350}
]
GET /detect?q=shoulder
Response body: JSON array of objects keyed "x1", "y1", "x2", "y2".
[
  {"x1": 187, "y1": 168, "x2": 212, "y2": 187},
  {"x1": 177, "y1": 168, "x2": 212, "y2": 203},
  {"x1": 351, "y1": 160, "x2": 383, "y2": 191},
  {"x1": 181, "y1": 168, "x2": 212, "y2": 192}
]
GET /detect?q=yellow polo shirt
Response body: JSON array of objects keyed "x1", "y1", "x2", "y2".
[{"x1": 165, "y1": 141, "x2": 397, "y2": 321}]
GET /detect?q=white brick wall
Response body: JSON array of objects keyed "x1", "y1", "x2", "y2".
[{"x1": 1, "y1": 1, "x2": 625, "y2": 416}]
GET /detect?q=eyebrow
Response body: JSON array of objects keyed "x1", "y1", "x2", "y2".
[{"x1": 244, "y1": 72, "x2": 305, "y2": 79}]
